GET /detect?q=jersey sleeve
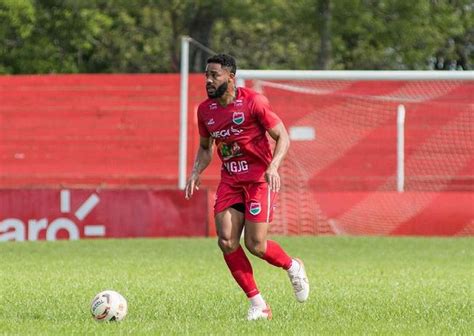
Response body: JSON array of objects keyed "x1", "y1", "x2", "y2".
[
  {"x1": 197, "y1": 106, "x2": 210, "y2": 137},
  {"x1": 251, "y1": 93, "x2": 282, "y2": 130}
]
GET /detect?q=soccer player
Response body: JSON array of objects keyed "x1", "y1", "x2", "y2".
[{"x1": 185, "y1": 54, "x2": 309, "y2": 320}]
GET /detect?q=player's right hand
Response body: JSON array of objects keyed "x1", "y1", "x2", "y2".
[{"x1": 185, "y1": 172, "x2": 201, "y2": 200}]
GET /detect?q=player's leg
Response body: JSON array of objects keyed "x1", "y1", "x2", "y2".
[
  {"x1": 215, "y1": 207, "x2": 271, "y2": 320},
  {"x1": 243, "y1": 183, "x2": 309, "y2": 303},
  {"x1": 244, "y1": 219, "x2": 290, "y2": 267},
  {"x1": 244, "y1": 219, "x2": 309, "y2": 302},
  {"x1": 214, "y1": 182, "x2": 271, "y2": 320},
  {"x1": 216, "y1": 206, "x2": 245, "y2": 254}
]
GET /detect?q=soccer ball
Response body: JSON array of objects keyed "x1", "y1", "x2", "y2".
[{"x1": 90, "y1": 290, "x2": 128, "y2": 322}]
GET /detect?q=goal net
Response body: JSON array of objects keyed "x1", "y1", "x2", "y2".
[{"x1": 232, "y1": 71, "x2": 473, "y2": 235}]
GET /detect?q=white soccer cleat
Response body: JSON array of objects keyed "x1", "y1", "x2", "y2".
[
  {"x1": 247, "y1": 304, "x2": 272, "y2": 321},
  {"x1": 288, "y1": 258, "x2": 309, "y2": 302}
]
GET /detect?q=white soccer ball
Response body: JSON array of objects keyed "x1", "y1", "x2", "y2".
[{"x1": 90, "y1": 290, "x2": 128, "y2": 322}]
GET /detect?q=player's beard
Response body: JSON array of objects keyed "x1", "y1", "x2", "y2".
[{"x1": 207, "y1": 81, "x2": 228, "y2": 99}]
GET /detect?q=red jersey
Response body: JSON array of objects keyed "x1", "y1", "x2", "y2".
[{"x1": 197, "y1": 87, "x2": 282, "y2": 183}]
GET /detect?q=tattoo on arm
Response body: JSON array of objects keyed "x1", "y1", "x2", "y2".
[{"x1": 192, "y1": 138, "x2": 213, "y2": 175}]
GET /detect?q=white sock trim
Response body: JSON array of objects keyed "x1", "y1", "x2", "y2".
[
  {"x1": 249, "y1": 293, "x2": 266, "y2": 308},
  {"x1": 287, "y1": 259, "x2": 300, "y2": 275}
]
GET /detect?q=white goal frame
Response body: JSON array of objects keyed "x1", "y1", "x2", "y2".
[{"x1": 178, "y1": 36, "x2": 474, "y2": 191}]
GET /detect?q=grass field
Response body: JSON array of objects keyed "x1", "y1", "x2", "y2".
[{"x1": 0, "y1": 236, "x2": 472, "y2": 335}]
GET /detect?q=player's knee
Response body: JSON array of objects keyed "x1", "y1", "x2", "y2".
[
  {"x1": 218, "y1": 237, "x2": 239, "y2": 254},
  {"x1": 245, "y1": 238, "x2": 265, "y2": 257}
]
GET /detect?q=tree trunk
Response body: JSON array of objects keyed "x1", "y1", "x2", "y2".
[
  {"x1": 188, "y1": 5, "x2": 217, "y2": 73},
  {"x1": 316, "y1": 0, "x2": 332, "y2": 70},
  {"x1": 169, "y1": 10, "x2": 180, "y2": 72}
]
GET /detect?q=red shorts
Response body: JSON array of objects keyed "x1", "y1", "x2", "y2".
[{"x1": 214, "y1": 181, "x2": 278, "y2": 223}]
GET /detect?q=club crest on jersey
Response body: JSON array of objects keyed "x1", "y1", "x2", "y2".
[
  {"x1": 249, "y1": 202, "x2": 261, "y2": 216},
  {"x1": 233, "y1": 112, "x2": 245, "y2": 125}
]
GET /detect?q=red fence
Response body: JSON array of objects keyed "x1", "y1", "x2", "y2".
[{"x1": 0, "y1": 74, "x2": 201, "y2": 188}]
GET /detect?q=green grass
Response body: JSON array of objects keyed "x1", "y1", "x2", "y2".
[{"x1": 0, "y1": 237, "x2": 472, "y2": 335}]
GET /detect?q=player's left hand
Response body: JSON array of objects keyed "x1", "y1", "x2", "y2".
[{"x1": 265, "y1": 164, "x2": 281, "y2": 192}]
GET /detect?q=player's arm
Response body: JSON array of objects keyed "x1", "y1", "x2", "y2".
[
  {"x1": 185, "y1": 136, "x2": 214, "y2": 200},
  {"x1": 266, "y1": 122, "x2": 290, "y2": 192}
]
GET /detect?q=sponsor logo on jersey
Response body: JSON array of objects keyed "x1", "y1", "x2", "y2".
[
  {"x1": 220, "y1": 142, "x2": 243, "y2": 160},
  {"x1": 211, "y1": 126, "x2": 243, "y2": 139},
  {"x1": 249, "y1": 202, "x2": 261, "y2": 216},
  {"x1": 209, "y1": 103, "x2": 218, "y2": 110},
  {"x1": 223, "y1": 160, "x2": 248, "y2": 174},
  {"x1": 235, "y1": 99, "x2": 244, "y2": 107},
  {"x1": 230, "y1": 126, "x2": 243, "y2": 136},
  {"x1": 233, "y1": 112, "x2": 245, "y2": 125},
  {"x1": 207, "y1": 118, "x2": 215, "y2": 125}
]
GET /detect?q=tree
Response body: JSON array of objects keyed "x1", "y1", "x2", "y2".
[
  {"x1": 211, "y1": 0, "x2": 318, "y2": 70},
  {"x1": 0, "y1": 0, "x2": 36, "y2": 73},
  {"x1": 0, "y1": 0, "x2": 471, "y2": 73},
  {"x1": 430, "y1": 0, "x2": 473, "y2": 70},
  {"x1": 164, "y1": 0, "x2": 233, "y2": 72}
]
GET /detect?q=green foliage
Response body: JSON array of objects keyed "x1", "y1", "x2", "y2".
[
  {"x1": 0, "y1": 0, "x2": 471, "y2": 73},
  {"x1": 212, "y1": 1, "x2": 316, "y2": 70},
  {"x1": 0, "y1": 0, "x2": 36, "y2": 73},
  {"x1": 0, "y1": 237, "x2": 472, "y2": 334}
]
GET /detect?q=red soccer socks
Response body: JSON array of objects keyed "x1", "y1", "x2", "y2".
[
  {"x1": 223, "y1": 245, "x2": 259, "y2": 298},
  {"x1": 262, "y1": 240, "x2": 293, "y2": 270}
]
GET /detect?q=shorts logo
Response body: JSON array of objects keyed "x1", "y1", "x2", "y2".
[
  {"x1": 249, "y1": 202, "x2": 261, "y2": 216},
  {"x1": 233, "y1": 112, "x2": 245, "y2": 125}
]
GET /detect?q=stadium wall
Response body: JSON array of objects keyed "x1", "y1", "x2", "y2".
[
  {"x1": 0, "y1": 74, "x2": 472, "y2": 239},
  {"x1": 0, "y1": 189, "x2": 208, "y2": 241}
]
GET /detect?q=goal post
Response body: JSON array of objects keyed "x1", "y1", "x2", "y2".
[
  {"x1": 178, "y1": 36, "x2": 191, "y2": 190},
  {"x1": 179, "y1": 44, "x2": 473, "y2": 234},
  {"x1": 397, "y1": 104, "x2": 406, "y2": 193},
  {"x1": 236, "y1": 70, "x2": 474, "y2": 81},
  {"x1": 179, "y1": 49, "x2": 474, "y2": 190}
]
